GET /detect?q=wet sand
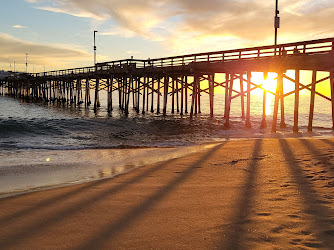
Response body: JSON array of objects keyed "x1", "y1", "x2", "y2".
[
  {"x1": 0, "y1": 138, "x2": 334, "y2": 249},
  {"x1": 0, "y1": 144, "x2": 217, "y2": 198}
]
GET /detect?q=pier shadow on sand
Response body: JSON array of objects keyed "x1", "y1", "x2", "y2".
[
  {"x1": 0, "y1": 143, "x2": 225, "y2": 249},
  {"x1": 0, "y1": 156, "x2": 182, "y2": 248},
  {"x1": 77, "y1": 143, "x2": 225, "y2": 249},
  {"x1": 279, "y1": 139, "x2": 334, "y2": 249},
  {"x1": 219, "y1": 139, "x2": 262, "y2": 249}
]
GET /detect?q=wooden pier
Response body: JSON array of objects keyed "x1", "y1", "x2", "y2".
[{"x1": 1, "y1": 37, "x2": 334, "y2": 132}]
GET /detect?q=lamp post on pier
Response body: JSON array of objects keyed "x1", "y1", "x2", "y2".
[
  {"x1": 93, "y1": 30, "x2": 100, "y2": 111},
  {"x1": 25, "y1": 53, "x2": 28, "y2": 73},
  {"x1": 274, "y1": 0, "x2": 280, "y2": 56},
  {"x1": 94, "y1": 30, "x2": 98, "y2": 65}
]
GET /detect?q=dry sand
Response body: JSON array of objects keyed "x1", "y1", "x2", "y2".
[{"x1": 0, "y1": 138, "x2": 334, "y2": 249}]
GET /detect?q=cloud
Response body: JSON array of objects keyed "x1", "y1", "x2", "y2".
[
  {"x1": 27, "y1": 0, "x2": 334, "y2": 52},
  {"x1": 0, "y1": 33, "x2": 92, "y2": 70},
  {"x1": 36, "y1": 6, "x2": 106, "y2": 20},
  {"x1": 12, "y1": 25, "x2": 27, "y2": 29}
]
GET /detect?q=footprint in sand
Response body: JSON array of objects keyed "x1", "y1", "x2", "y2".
[
  {"x1": 303, "y1": 242, "x2": 323, "y2": 248},
  {"x1": 287, "y1": 214, "x2": 300, "y2": 219},
  {"x1": 290, "y1": 238, "x2": 304, "y2": 245},
  {"x1": 316, "y1": 199, "x2": 331, "y2": 205},
  {"x1": 271, "y1": 225, "x2": 284, "y2": 233},
  {"x1": 323, "y1": 181, "x2": 334, "y2": 188},
  {"x1": 256, "y1": 212, "x2": 271, "y2": 216},
  {"x1": 268, "y1": 197, "x2": 286, "y2": 201},
  {"x1": 300, "y1": 230, "x2": 311, "y2": 235}
]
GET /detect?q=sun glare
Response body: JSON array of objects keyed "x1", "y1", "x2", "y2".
[{"x1": 249, "y1": 72, "x2": 278, "y2": 115}]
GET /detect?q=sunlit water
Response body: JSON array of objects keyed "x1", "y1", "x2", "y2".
[{"x1": 0, "y1": 90, "x2": 333, "y2": 197}]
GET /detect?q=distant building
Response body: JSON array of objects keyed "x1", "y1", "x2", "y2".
[
  {"x1": 0, "y1": 70, "x2": 22, "y2": 79},
  {"x1": 0, "y1": 70, "x2": 10, "y2": 79}
]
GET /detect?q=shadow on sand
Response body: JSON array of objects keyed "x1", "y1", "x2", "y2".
[
  {"x1": 221, "y1": 139, "x2": 262, "y2": 249},
  {"x1": 279, "y1": 139, "x2": 334, "y2": 248},
  {"x1": 78, "y1": 143, "x2": 225, "y2": 249},
  {"x1": 0, "y1": 143, "x2": 226, "y2": 249}
]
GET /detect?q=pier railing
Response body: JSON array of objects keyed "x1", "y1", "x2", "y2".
[
  {"x1": 145, "y1": 37, "x2": 334, "y2": 68},
  {"x1": 31, "y1": 37, "x2": 334, "y2": 78}
]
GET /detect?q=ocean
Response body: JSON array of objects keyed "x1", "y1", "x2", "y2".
[{"x1": 1, "y1": 90, "x2": 333, "y2": 197}]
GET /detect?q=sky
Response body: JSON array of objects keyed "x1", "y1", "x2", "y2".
[{"x1": 0, "y1": 0, "x2": 333, "y2": 73}]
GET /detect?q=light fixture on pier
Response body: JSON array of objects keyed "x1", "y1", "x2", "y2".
[
  {"x1": 25, "y1": 53, "x2": 28, "y2": 73},
  {"x1": 94, "y1": 30, "x2": 98, "y2": 65}
]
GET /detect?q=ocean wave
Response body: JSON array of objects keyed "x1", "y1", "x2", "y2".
[
  {"x1": 0, "y1": 118, "x2": 65, "y2": 136},
  {"x1": 1, "y1": 95, "x2": 334, "y2": 152}
]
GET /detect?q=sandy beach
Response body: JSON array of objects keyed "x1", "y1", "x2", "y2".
[{"x1": 0, "y1": 138, "x2": 334, "y2": 249}]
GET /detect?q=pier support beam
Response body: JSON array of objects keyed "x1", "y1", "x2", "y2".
[
  {"x1": 93, "y1": 76, "x2": 100, "y2": 112},
  {"x1": 261, "y1": 90, "x2": 267, "y2": 129},
  {"x1": 245, "y1": 71, "x2": 252, "y2": 128},
  {"x1": 146, "y1": 78, "x2": 149, "y2": 112},
  {"x1": 261, "y1": 72, "x2": 268, "y2": 128},
  {"x1": 157, "y1": 77, "x2": 161, "y2": 114},
  {"x1": 272, "y1": 71, "x2": 283, "y2": 133},
  {"x1": 224, "y1": 73, "x2": 229, "y2": 118},
  {"x1": 190, "y1": 75, "x2": 198, "y2": 118},
  {"x1": 194, "y1": 76, "x2": 198, "y2": 115},
  {"x1": 239, "y1": 73, "x2": 245, "y2": 119},
  {"x1": 293, "y1": 69, "x2": 300, "y2": 132},
  {"x1": 331, "y1": 71, "x2": 334, "y2": 130},
  {"x1": 279, "y1": 72, "x2": 286, "y2": 128},
  {"x1": 209, "y1": 74, "x2": 214, "y2": 118},
  {"x1": 185, "y1": 76, "x2": 188, "y2": 114},
  {"x1": 151, "y1": 77, "x2": 154, "y2": 113},
  {"x1": 163, "y1": 75, "x2": 168, "y2": 115},
  {"x1": 118, "y1": 78, "x2": 122, "y2": 109},
  {"x1": 142, "y1": 76, "x2": 146, "y2": 114},
  {"x1": 197, "y1": 79, "x2": 201, "y2": 114},
  {"x1": 172, "y1": 77, "x2": 175, "y2": 114},
  {"x1": 136, "y1": 77, "x2": 140, "y2": 113},
  {"x1": 176, "y1": 76, "x2": 180, "y2": 113},
  {"x1": 125, "y1": 76, "x2": 130, "y2": 115},
  {"x1": 77, "y1": 79, "x2": 82, "y2": 105},
  {"x1": 224, "y1": 73, "x2": 234, "y2": 129},
  {"x1": 180, "y1": 75, "x2": 184, "y2": 116},
  {"x1": 107, "y1": 76, "x2": 113, "y2": 113},
  {"x1": 307, "y1": 70, "x2": 317, "y2": 132}
]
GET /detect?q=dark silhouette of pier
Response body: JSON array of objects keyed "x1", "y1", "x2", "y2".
[{"x1": 1, "y1": 37, "x2": 334, "y2": 132}]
